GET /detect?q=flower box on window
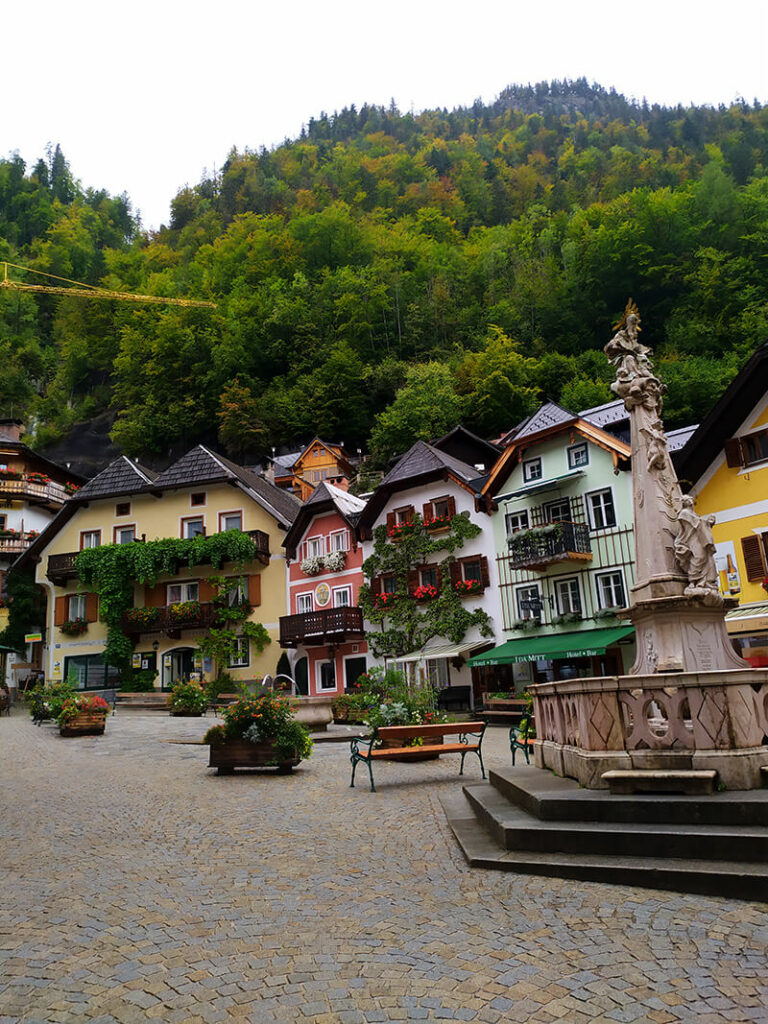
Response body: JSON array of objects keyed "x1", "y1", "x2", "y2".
[
  {"x1": 387, "y1": 521, "x2": 417, "y2": 540},
  {"x1": 167, "y1": 600, "x2": 202, "y2": 624},
  {"x1": 26, "y1": 472, "x2": 51, "y2": 485},
  {"x1": 414, "y1": 583, "x2": 438, "y2": 601},
  {"x1": 0, "y1": 468, "x2": 21, "y2": 481},
  {"x1": 300, "y1": 556, "x2": 325, "y2": 576},
  {"x1": 60, "y1": 618, "x2": 88, "y2": 636},
  {"x1": 64, "y1": 481, "x2": 81, "y2": 495},
  {"x1": 454, "y1": 578, "x2": 483, "y2": 596},
  {"x1": 424, "y1": 514, "x2": 452, "y2": 531},
  {"x1": 125, "y1": 606, "x2": 161, "y2": 628},
  {"x1": 373, "y1": 592, "x2": 399, "y2": 609},
  {"x1": 325, "y1": 550, "x2": 346, "y2": 572}
]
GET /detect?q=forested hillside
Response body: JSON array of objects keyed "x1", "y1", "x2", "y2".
[{"x1": 2, "y1": 81, "x2": 768, "y2": 467}]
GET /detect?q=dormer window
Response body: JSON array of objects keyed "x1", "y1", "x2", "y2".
[
  {"x1": 522, "y1": 458, "x2": 542, "y2": 483},
  {"x1": 567, "y1": 443, "x2": 589, "y2": 469},
  {"x1": 115, "y1": 501, "x2": 131, "y2": 517},
  {"x1": 190, "y1": 492, "x2": 206, "y2": 507}
]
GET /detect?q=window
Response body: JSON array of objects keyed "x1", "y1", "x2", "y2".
[
  {"x1": 227, "y1": 577, "x2": 248, "y2": 606},
  {"x1": 80, "y1": 530, "x2": 101, "y2": 550},
  {"x1": 567, "y1": 443, "x2": 589, "y2": 469},
  {"x1": 523, "y1": 458, "x2": 542, "y2": 482},
  {"x1": 329, "y1": 530, "x2": 349, "y2": 552},
  {"x1": 505, "y1": 509, "x2": 529, "y2": 536},
  {"x1": 296, "y1": 592, "x2": 314, "y2": 614},
  {"x1": 312, "y1": 470, "x2": 322, "y2": 482},
  {"x1": 114, "y1": 525, "x2": 136, "y2": 544},
  {"x1": 181, "y1": 516, "x2": 205, "y2": 539},
  {"x1": 381, "y1": 574, "x2": 397, "y2": 594},
  {"x1": 587, "y1": 489, "x2": 616, "y2": 530},
  {"x1": 543, "y1": 498, "x2": 571, "y2": 524},
  {"x1": 394, "y1": 506, "x2": 414, "y2": 525},
  {"x1": 167, "y1": 581, "x2": 199, "y2": 604},
  {"x1": 461, "y1": 557, "x2": 483, "y2": 582},
  {"x1": 190, "y1": 492, "x2": 206, "y2": 507},
  {"x1": 305, "y1": 536, "x2": 323, "y2": 558},
  {"x1": 318, "y1": 661, "x2": 337, "y2": 690},
  {"x1": 115, "y1": 502, "x2": 131, "y2": 517},
  {"x1": 228, "y1": 636, "x2": 249, "y2": 668},
  {"x1": 333, "y1": 586, "x2": 351, "y2": 607},
  {"x1": 313, "y1": 448, "x2": 321, "y2": 458},
  {"x1": 220, "y1": 511, "x2": 243, "y2": 532},
  {"x1": 425, "y1": 659, "x2": 450, "y2": 688},
  {"x1": 0, "y1": 515, "x2": 5, "y2": 531},
  {"x1": 68, "y1": 594, "x2": 87, "y2": 620},
  {"x1": 555, "y1": 578, "x2": 581, "y2": 615},
  {"x1": 516, "y1": 584, "x2": 541, "y2": 620},
  {"x1": 63, "y1": 654, "x2": 120, "y2": 690},
  {"x1": 420, "y1": 566, "x2": 438, "y2": 589},
  {"x1": 595, "y1": 571, "x2": 626, "y2": 610}
]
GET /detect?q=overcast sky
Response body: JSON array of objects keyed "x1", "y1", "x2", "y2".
[{"x1": 4, "y1": 1, "x2": 767, "y2": 231}]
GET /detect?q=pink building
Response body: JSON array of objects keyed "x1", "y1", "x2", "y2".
[{"x1": 280, "y1": 483, "x2": 368, "y2": 696}]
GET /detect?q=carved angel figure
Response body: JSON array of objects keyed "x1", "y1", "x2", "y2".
[
  {"x1": 673, "y1": 496, "x2": 719, "y2": 594},
  {"x1": 640, "y1": 417, "x2": 668, "y2": 472},
  {"x1": 604, "y1": 306, "x2": 663, "y2": 411}
]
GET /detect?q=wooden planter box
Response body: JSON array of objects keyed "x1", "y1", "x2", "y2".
[
  {"x1": 208, "y1": 739, "x2": 301, "y2": 774},
  {"x1": 60, "y1": 712, "x2": 107, "y2": 737}
]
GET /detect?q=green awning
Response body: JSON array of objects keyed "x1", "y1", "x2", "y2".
[{"x1": 466, "y1": 626, "x2": 635, "y2": 666}]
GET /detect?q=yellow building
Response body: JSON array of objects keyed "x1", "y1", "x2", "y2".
[
  {"x1": 676, "y1": 343, "x2": 768, "y2": 665},
  {"x1": 22, "y1": 447, "x2": 299, "y2": 689}
]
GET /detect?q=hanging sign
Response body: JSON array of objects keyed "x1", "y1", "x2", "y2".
[
  {"x1": 24, "y1": 633, "x2": 43, "y2": 643},
  {"x1": 132, "y1": 653, "x2": 142, "y2": 669}
]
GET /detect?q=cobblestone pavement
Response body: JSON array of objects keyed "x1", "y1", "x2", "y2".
[{"x1": 2, "y1": 709, "x2": 767, "y2": 1024}]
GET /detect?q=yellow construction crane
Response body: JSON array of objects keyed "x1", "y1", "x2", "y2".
[{"x1": 0, "y1": 261, "x2": 216, "y2": 308}]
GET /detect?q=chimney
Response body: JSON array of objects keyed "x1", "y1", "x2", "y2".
[{"x1": 0, "y1": 419, "x2": 25, "y2": 442}]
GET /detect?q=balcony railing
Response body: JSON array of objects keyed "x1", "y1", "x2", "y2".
[
  {"x1": 507, "y1": 521, "x2": 593, "y2": 570},
  {"x1": 279, "y1": 607, "x2": 365, "y2": 648},
  {"x1": 0, "y1": 476, "x2": 71, "y2": 508},
  {"x1": 121, "y1": 602, "x2": 217, "y2": 635},
  {"x1": 0, "y1": 531, "x2": 41, "y2": 556}
]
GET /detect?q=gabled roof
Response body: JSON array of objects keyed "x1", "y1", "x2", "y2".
[
  {"x1": 579, "y1": 398, "x2": 628, "y2": 429},
  {"x1": 76, "y1": 455, "x2": 156, "y2": 499},
  {"x1": 293, "y1": 437, "x2": 355, "y2": 474},
  {"x1": 283, "y1": 481, "x2": 367, "y2": 558},
  {"x1": 431, "y1": 424, "x2": 502, "y2": 470},
  {"x1": 675, "y1": 342, "x2": 768, "y2": 488},
  {"x1": 358, "y1": 441, "x2": 486, "y2": 535},
  {"x1": 497, "y1": 401, "x2": 577, "y2": 446},
  {"x1": 482, "y1": 404, "x2": 631, "y2": 499}
]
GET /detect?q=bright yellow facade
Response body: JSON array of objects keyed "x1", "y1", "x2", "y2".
[{"x1": 35, "y1": 476, "x2": 292, "y2": 689}]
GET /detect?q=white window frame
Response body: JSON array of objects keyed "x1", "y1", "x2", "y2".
[
  {"x1": 381, "y1": 574, "x2": 397, "y2": 595},
  {"x1": 587, "y1": 488, "x2": 617, "y2": 530},
  {"x1": 555, "y1": 577, "x2": 581, "y2": 615},
  {"x1": 80, "y1": 530, "x2": 101, "y2": 550},
  {"x1": 332, "y1": 586, "x2": 352, "y2": 608},
  {"x1": 181, "y1": 516, "x2": 205, "y2": 539},
  {"x1": 425, "y1": 658, "x2": 450, "y2": 688},
  {"x1": 316, "y1": 660, "x2": 338, "y2": 691},
  {"x1": 567, "y1": 443, "x2": 589, "y2": 469},
  {"x1": 219, "y1": 510, "x2": 243, "y2": 532},
  {"x1": 167, "y1": 581, "x2": 199, "y2": 604},
  {"x1": 305, "y1": 535, "x2": 323, "y2": 559},
  {"x1": 114, "y1": 524, "x2": 136, "y2": 544},
  {"x1": 227, "y1": 577, "x2": 248, "y2": 606},
  {"x1": 505, "y1": 509, "x2": 529, "y2": 536},
  {"x1": 595, "y1": 570, "x2": 626, "y2": 610},
  {"x1": 543, "y1": 498, "x2": 571, "y2": 524},
  {"x1": 228, "y1": 636, "x2": 250, "y2": 668},
  {"x1": 394, "y1": 506, "x2": 414, "y2": 525},
  {"x1": 68, "y1": 594, "x2": 87, "y2": 620},
  {"x1": 515, "y1": 583, "x2": 542, "y2": 621},
  {"x1": 329, "y1": 529, "x2": 349, "y2": 552},
  {"x1": 296, "y1": 592, "x2": 314, "y2": 614},
  {"x1": 522, "y1": 458, "x2": 542, "y2": 482}
]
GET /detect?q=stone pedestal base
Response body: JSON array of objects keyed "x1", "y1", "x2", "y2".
[{"x1": 629, "y1": 596, "x2": 747, "y2": 674}]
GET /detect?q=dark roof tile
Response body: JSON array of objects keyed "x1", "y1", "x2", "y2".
[{"x1": 75, "y1": 456, "x2": 157, "y2": 500}]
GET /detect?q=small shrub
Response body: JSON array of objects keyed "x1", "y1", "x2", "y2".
[{"x1": 167, "y1": 679, "x2": 208, "y2": 714}]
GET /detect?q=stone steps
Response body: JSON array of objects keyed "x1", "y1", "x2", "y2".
[
  {"x1": 602, "y1": 769, "x2": 717, "y2": 795},
  {"x1": 442, "y1": 789, "x2": 768, "y2": 902}
]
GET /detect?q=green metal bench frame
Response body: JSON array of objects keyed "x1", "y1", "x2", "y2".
[{"x1": 509, "y1": 717, "x2": 535, "y2": 765}]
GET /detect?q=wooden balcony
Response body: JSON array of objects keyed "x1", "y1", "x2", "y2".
[
  {"x1": 47, "y1": 551, "x2": 80, "y2": 583},
  {"x1": 507, "y1": 521, "x2": 593, "y2": 571},
  {"x1": 0, "y1": 476, "x2": 70, "y2": 509},
  {"x1": 121, "y1": 602, "x2": 217, "y2": 637},
  {"x1": 279, "y1": 607, "x2": 365, "y2": 648},
  {"x1": 0, "y1": 531, "x2": 41, "y2": 557}
]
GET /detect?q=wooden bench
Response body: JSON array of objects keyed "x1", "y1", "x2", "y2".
[
  {"x1": 509, "y1": 719, "x2": 536, "y2": 765},
  {"x1": 350, "y1": 721, "x2": 486, "y2": 793}
]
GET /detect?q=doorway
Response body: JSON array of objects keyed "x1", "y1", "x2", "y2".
[{"x1": 162, "y1": 647, "x2": 196, "y2": 689}]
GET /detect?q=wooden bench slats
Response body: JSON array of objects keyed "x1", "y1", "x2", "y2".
[
  {"x1": 369, "y1": 741, "x2": 481, "y2": 758},
  {"x1": 350, "y1": 721, "x2": 486, "y2": 792},
  {"x1": 376, "y1": 721, "x2": 484, "y2": 741}
]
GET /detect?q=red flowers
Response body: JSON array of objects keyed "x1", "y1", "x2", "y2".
[
  {"x1": 455, "y1": 578, "x2": 483, "y2": 595},
  {"x1": 414, "y1": 584, "x2": 438, "y2": 600},
  {"x1": 374, "y1": 592, "x2": 399, "y2": 608}
]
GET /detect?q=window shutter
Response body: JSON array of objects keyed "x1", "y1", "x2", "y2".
[
  {"x1": 54, "y1": 595, "x2": 67, "y2": 626},
  {"x1": 85, "y1": 593, "x2": 99, "y2": 623},
  {"x1": 422, "y1": 502, "x2": 432, "y2": 519},
  {"x1": 741, "y1": 535, "x2": 766, "y2": 582},
  {"x1": 386, "y1": 512, "x2": 395, "y2": 531},
  {"x1": 248, "y1": 574, "x2": 261, "y2": 607},
  {"x1": 198, "y1": 578, "x2": 216, "y2": 603},
  {"x1": 480, "y1": 556, "x2": 491, "y2": 588},
  {"x1": 145, "y1": 584, "x2": 165, "y2": 607},
  {"x1": 404, "y1": 505, "x2": 415, "y2": 523},
  {"x1": 407, "y1": 570, "x2": 418, "y2": 596},
  {"x1": 371, "y1": 575, "x2": 382, "y2": 596},
  {"x1": 449, "y1": 560, "x2": 461, "y2": 586},
  {"x1": 446, "y1": 496, "x2": 456, "y2": 517},
  {"x1": 724, "y1": 438, "x2": 745, "y2": 468}
]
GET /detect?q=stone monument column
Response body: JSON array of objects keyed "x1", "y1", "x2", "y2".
[{"x1": 604, "y1": 302, "x2": 747, "y2": 674}]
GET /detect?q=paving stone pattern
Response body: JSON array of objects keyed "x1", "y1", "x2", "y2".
[{"x1": 2, "y1": 710, "x2": 767, "y2": 1023}]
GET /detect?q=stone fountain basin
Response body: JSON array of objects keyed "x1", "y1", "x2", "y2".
[{"x1": 289, "y1": 695, "x2": 334, "y2": 731}]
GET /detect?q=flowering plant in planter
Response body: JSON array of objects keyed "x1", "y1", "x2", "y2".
[
  {"x1": 373, "y1": 591, "x2": 399, "y2": 609},
  {"x1": 60, "y1": 618, "x2": 88, "y2": 636},
  {"x1": 324, "y1": 549, "x2": 346, "y2": 572},
  {"x1": 300, "y1": 555, "x2": 324, "y2": 576},
  {"x1": 0, "y1": 528, "x2": 20, "y2": 539},
  {"x1": 167, "y1": 679, "x2": 208, "y2": 715},
  {"x1": 455, "y1": 578, "x2": 483, "y2": 595},
  {"x1": 27, "y1": 530, "x2": 39, "y2": 539},
  {"x1": 125, "y1": 606, "x2": 160, "y2": 627},
  {"x1": 204, "y1": 691, "x2": 313, "y2": 762},
  {"x1": 387, "y1": 520, "x2": 418, "y2": 539},
  {"x1": 167, "y1": 600, "x2": 201, "y2": 624},
  {"x1": 762, "y1": 577, "x2": 768, "y2": 594},
  {"x1": 0, "y1": 468, "x2": 21, "y2": 480},
  {"x1": 64, "y1": 481, "x2": 81, "y2": 495},
  {"x1": 58, "y1": 693, "x2": 110, "y2": 724},
  {"x1": 414, "y1": 583, "x2": 438, "y2": 601},
  {"x1": 424, "y1": 514, "x2": 452, "y2": 531},
  {"x1": 26, "y1": 472, "x2": 50, "y2": 485}
]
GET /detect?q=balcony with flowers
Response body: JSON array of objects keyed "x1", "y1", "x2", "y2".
[
  {"x1": 0, "y1": 468, "x2": 79, "y2": 510},
  {"x1": 0, "y1": 528, "x2": 43, "y2": 556}
]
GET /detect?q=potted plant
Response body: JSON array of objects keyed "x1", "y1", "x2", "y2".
[
  {"x1": 167, "y1": 600, "x2": 201, "y2": 625},
  {"x1": 26, "y1": 472, "x2": 51, "y2": 486},
  {"x1": 204, "y1": 691, "x2": 313, "y2": 774},
  {"x1": 125, "y1": 606, "x2": 161, "y2": 628},
  {"x1": 167, "y1": 679, "x2": 208, "y2": 716},
  {"x1": 300, "y1": 555, "x2": 324, "y2": 576},
  {"x1": 60, "y1": 617, "x2": 88, "y2": 636},
  {"x1": 58, "y1": 693, "x2": 110, "y2": 736},
  {"x1": 324, "y1": 549, "x2": 346, "y2": 572},
  {"x1": 454, "y1": 578, "x2": 483, "y2": 596},
  {"x1": 64, "y1": 481, "x2": 81, "y2": 495}
]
